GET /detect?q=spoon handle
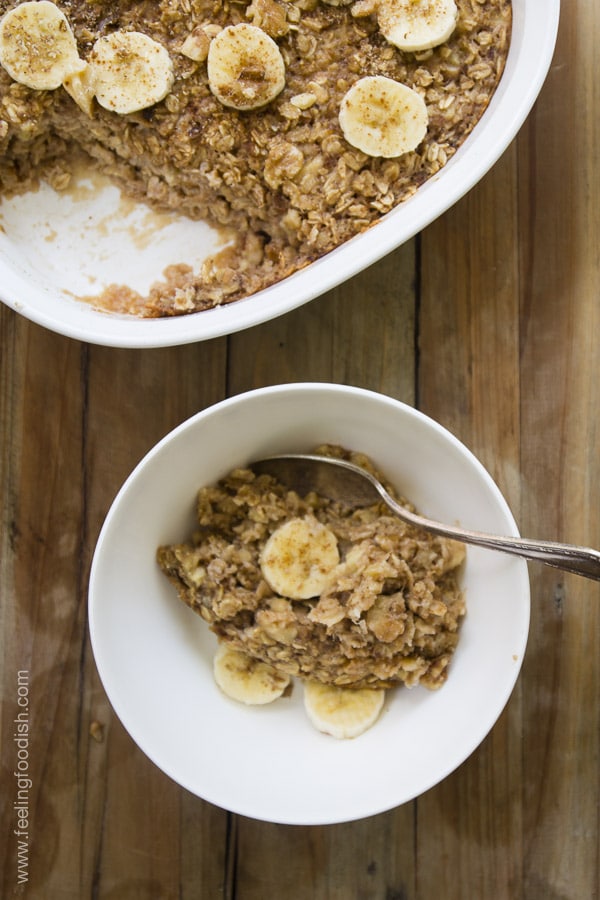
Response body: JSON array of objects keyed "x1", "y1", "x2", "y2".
[{"x1": 383, "y1": 491, "x2": 600, "y2": 581}]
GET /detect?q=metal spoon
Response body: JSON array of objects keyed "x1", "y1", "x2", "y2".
[{"x1": 249, "y1": 453, "x2": 600, "y2": 581}]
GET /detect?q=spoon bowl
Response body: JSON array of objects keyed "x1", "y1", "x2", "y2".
[{"x1": 250, "y1": 454, "x2": 600, "y2": 581}]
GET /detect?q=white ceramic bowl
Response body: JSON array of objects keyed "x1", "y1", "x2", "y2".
[
  {"x1": 0, "y1": 0, "x2": 558, "y2": 348},
  {"x1": 88, "y1": 384, "x2": 530, "y2": 824}
]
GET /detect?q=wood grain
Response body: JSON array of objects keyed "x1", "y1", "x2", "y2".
[
  {"x1": 516, "y1": 11, "x2": 600, "y2": 897},
  {"x1": 1, "y1": 2, "x2": 599, "y2": 898},
  {"x1": 414, "y1": 144, "x2": 524, "y2": 900},
  {"x1": 228, "y1": 241, "x2": 416, "y2": 399}
]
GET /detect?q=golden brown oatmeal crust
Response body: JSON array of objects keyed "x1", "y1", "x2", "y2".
[{"x1": 157, "y1": 445, "x2": 466, "y2": 690}]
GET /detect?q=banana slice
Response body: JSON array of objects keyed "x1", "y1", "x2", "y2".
[
  {"x1": 260, "y1": 516, "x2": 340, "y2": 600},
  {"x1": 0, "y1": 0, "x2": 82, "y2": 90},
  {"x1": 89, "y1": 31, "x2": 174, "y2": 115},
  {"x1": 207, "y1": 23, "x2": 285, "y2": 111},
  {"x1": 303, "y1": 682, "x2": 385, "y2": 739},
  {"x1": 213, "y1": 643, "x2": 290, "y2": 705},
  {"x1": 378, "y1": 0, "x2": 458, "y2": 53},
  {"x1": 63, "y1": 62, "x2": 96, "y2": 117},
  {"x1": 339, "y1": 75, "x2": 428, "y2": 158}
]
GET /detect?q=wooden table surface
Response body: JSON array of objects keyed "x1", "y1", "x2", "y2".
[{"x1": 1, "y1": 3, "x2": 599, "y2": 898}]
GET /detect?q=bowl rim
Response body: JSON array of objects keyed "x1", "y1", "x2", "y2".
[
  {"x1": 0, "y1": 0, "x2": 560, "y2": 347},
  {"x1": 88, "y1": 383, "x2": 531, "y2": 824}
]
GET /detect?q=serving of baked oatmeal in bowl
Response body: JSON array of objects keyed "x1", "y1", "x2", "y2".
[
  {"x1": 0, "y1": 0, "x2": 558, "y2": 347},
  {"x1": 88, "y1": 383, "x2": 530, "y2": 823}
]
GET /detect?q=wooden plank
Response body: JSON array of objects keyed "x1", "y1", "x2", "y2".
[
  {"x1": 0, "y1": 312, "x2": 232, "y2": 897},
  {"x1": 228, "y1": 242, "x2": 416, "y2": 402},
  {"x1": 0, "y1": 313, "x2": 88, "y2": 899},
  {"x1": 418, "y1": 147, "x2": 521, "y2": 502},
  {"x1": 516, "y1": 9, "x2": 600, "y2": 897},
  {"x1": 233, "y1": 810, "x2": 416, "y2": 899},
  {"x1": 80, "y1": 339, "x2": 231, "y2": 898},
  {"x1": 416, "y1": 145, "x2": 524, "y2": 900}
]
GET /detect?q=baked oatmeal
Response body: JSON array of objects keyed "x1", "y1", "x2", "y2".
[
  {"x1": 0, "y1": 0, "x2": 511, "y2": 316},
  {"x1": 157, "y1": 445, "x2": 466, "y2": 693}
]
